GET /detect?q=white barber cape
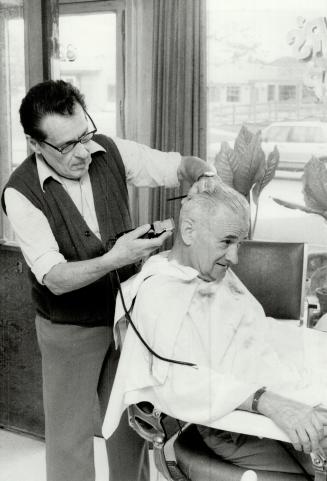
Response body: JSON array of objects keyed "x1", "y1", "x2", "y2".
[{"x1": 102, "y1": 251, "x2": 327, "y2": 439}]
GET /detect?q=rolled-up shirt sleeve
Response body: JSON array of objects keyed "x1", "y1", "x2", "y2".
[
  {"x1": 4, "y1": 187, "x2": 67, "y2": 284},
  {"x1": 113, "y1": 137, "x2": 181, "y2": 188}
]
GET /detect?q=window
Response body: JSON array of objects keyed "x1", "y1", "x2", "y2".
[
  {"x1": 59, "y1": 12, "x2": 118, "y2": 136},
  {"x1": 0, "y1": 4, "x2": 26, "y2": 173},
  {"x1": 226, "y1": 85, "x2": 240, "y2": 102},
  {"x1": 207, "y1": 0, "x2": 327, "y2": 248},
  {"x1": 0, "y1": 1, "x2": 26, "y2": 240},
  {"x1": 268, "y1": 85, "x2": 275, "y2": 101},
  {"x1": 278, "y1": 85, "x2": 296, "y2": 102},
  {"x1": 0, "y1": 1, "x2": 124, "y2": 243}
]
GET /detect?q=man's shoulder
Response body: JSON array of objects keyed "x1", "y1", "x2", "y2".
[
  {"x1": 92, "y1": 134, "x2": 125, "y2": 176},
  {"x1": 93, "y1": 134, "x2": 119, "y2": 154},
  {"x1": 9, "y1": 154, "x2": 36, "y2": 178},
  {"x1": 2, "y1": 154, "x2": 38, "y2": 213},
  {"x1": 135, "y1": 272, "x2": 197, "y2": 320}
]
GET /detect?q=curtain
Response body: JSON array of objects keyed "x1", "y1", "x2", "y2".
[
  {"x1": 124, "y1": 0, "x2": 207, "y2": 231},
  {"x1": 149, "y1": 0, "x2": 207, "y2": 227},
  {"x1": 124, "y1": 0, "x2": 154, "y2": 227}
]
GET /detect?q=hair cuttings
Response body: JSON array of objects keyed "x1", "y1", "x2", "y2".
[{"x1": 19, "y1": 80, "x2": 87, "y2": 141}]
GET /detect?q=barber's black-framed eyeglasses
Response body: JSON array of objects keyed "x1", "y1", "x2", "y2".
[{"x1": 41, "y1": 110, "x2": 97, "y2": 155}]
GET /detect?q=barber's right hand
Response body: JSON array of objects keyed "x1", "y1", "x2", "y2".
[
  {"x1": 105, "y1": 224, "x2": 172, "y2": 269},
  {"x1": 259, "y1": 392, "x2": 327, "y2": 454}
]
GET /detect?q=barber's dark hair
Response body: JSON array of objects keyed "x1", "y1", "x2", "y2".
[{"x1": 19, "y1": 80, "x2": 87, "y2": 141}]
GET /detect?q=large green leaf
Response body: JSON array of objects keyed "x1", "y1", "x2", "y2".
[
  {"x1": 214, "y1": 142, "x2": 234, "y2": 187},
  {"x1": 272, "y1": 197, "x2": 327, "y2": 220},
  {"x1": 303, "y1": 157, "x2": 327, "y2": 211},
  {"x1": 252, "y1": 146, "x2": 280, "y2": 205},
  {"x1": 233, "y1": 127, "x2": 266, "y2": 197}
]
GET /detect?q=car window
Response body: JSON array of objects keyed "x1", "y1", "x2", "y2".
[
  {"x1": 263, "y1": 126, "x2": 290, "y2": 142},
  {"x1": 289, "y1": 126, "x2": 327, "y2": 143}
]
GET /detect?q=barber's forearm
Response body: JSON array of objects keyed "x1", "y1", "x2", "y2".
[
  {"x1": 43, "y1": 253, "x2": 117, "y2": 295},
  {"x1": 178, "y1": 156, "x2": 215, "y2": 184},
  {"x1": 43, "y1": 224, "x2": 173, "y2": 295}
]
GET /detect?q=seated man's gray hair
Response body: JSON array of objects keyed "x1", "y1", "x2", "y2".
[{"x1": 181, "y1": 180, "x2": 250, "y2": 222}]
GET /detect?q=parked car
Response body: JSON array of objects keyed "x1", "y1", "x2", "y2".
[
  {"x1": 261, "y1": 121, "x2": 327, "y2": 170},
  {"x1": 207, "y1": 121, "x2": 327, "y2": 171}
]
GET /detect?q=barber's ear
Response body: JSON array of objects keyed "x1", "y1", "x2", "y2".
[
  {"x1": 180, "y1": 218, "x2": 195, "y2": 246},
  {"x1": 26, "y1": 135, "x2": 42, "y2": 154}
]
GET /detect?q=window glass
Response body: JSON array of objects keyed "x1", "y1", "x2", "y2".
[
  {"x1": 0, "y1": 3, "x2": 27, "y2": 172},
  {"x1": 289, "y1": 126, "x2": 318, "y2": 142},
  {"x1": 207, "y1": 0, "x2": 327, "y2": 248},
  {"x1": 263, "y1": 126, "x2": 290, "y2": 142},
  {"x1": 59, "y1": 12, "x2": 117, "y2": 136},
  {"x1": 0, "y1": 1, "x2": 26, "y2": 240}
]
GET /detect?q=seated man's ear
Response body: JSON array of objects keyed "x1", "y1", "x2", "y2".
[{"x1": 180, "y1": 218, "x2": 195, "y2": 246}]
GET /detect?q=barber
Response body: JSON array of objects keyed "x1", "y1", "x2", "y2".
[{"x1": 1, "y1": 79, "x2": 216, "y2": 481}]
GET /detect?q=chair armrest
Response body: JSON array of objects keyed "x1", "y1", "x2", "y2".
[{"x1": 210, "y1": 410, "x2": 291, "y2": 443}]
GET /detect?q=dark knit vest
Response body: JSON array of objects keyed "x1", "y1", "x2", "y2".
[{"x1": 1, "y1": 134, "x2": 136, "y2": 327}]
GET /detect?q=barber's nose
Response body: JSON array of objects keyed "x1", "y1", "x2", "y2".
[
  {"x1": 74, "y1": 141, "x2": 89, "y2": 158},
  {"x1": 225, "y1": 244, "x2": 239, "y2": 265}
]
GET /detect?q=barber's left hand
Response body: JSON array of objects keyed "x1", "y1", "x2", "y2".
[{"x1": 185, "y1": 174, "x2": 222, "y2": 202}]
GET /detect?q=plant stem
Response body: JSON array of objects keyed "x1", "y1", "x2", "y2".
[{"x1": 251, "y1": 195, "x2": 260, "y2": 239}]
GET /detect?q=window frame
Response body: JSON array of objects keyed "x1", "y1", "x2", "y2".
[{"x1": 59, "y1": 0, "x2": 125, "y2": 138}]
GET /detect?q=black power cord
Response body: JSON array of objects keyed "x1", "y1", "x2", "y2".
[{"x1": 114, "y1": 270, "x2": 197, "y2": 369}]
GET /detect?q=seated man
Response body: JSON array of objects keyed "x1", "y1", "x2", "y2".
[{"x1": 103, "y1": 180, "x2": 327, "y2": 479}]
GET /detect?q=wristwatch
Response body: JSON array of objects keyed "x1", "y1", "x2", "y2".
[{"x1": 252, "y1": 386, "x2": 267, "y2": 413}]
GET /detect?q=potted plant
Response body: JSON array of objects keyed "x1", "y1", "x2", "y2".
[{"x1": 214, "y1": 125, "x2": 280, "y2": 238}]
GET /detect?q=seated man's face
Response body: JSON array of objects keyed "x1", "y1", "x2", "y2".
[{"x1": 190, "y1": 206, "x2": 249, "y2": 282}]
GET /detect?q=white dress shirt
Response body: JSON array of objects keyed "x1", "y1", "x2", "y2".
[{"x1": 5, "y1": 138, "x2": 181, "y2": 283}]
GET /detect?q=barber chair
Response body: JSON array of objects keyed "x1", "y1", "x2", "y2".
[
  {"x1": 231, "y1": 240, "x2": 308, "y2": 322},
  {"x1": 127, "y1": 241, "x2": 326, "y2": 480}
]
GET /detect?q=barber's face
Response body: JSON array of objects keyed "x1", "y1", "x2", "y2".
[
  {"x1": 29, "y1": 103, "x2": 93, "y2": 180},
  {"x1": 189, "y1": 208, "x2": 249, "y2": 282}
]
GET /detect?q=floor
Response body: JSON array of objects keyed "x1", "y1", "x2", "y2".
[{"x1": 0, "y1": 429, "x2": 164, "y2": 481}]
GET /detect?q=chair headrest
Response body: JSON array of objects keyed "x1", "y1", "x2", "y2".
[{"x1": 232, "y1": 241, "x2": 307, "y2": 320}]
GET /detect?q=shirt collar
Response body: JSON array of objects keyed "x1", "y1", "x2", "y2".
[{"x1": 36, "y1": 139, "x2": 106, "y2": 191}]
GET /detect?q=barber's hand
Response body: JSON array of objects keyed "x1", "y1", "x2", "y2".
[
  {"x1": 259, "y1": 392, "x2": 327, "y2": 453},
  {"x1": 105, "y1": 224, "x2": 172, "y2": 269},
  {"x1": 184, "y1": 174, "x2": 222, "y2": 203}
]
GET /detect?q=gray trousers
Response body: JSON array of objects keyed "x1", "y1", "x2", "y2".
[
  {"x1": 36, "y1": 315, "x2": 149, "y2": 481},
  {"x1": 198, "y1": 426, "x2": 314, "y2": 480}
]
